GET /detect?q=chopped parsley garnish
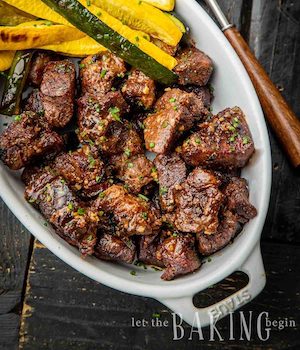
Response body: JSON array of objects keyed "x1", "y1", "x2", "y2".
[
  {"x1": 99, "y1": 192, "x2": 106, "y2": 198},
  {"x1": 130, "y1": 270, "x2": 136, "y2": 276},
  {"x1": 14, "y1": 115, "x2": 22, "y2": 122},
  {"x1": 88, "y1": 155, "x2": 96, "y2": 167},
  {"x1": 43, "y1": 222, "x2": 48, "y2": 227},
  {"x1": 138, "y1": 194, "x2": 149, "y2": 202},
  {"x1": 149, "y1": 142, "x2": 155, "y2": 149},
  {"x1": 151, "y1": 167, "x2": 157, "y2": 173},
  {"x1": 29, "y1": 198, "x2": 36, "y2": 203},
  {"x1": 172, "y1": 233, "x2": 178, "y2": 237},
  {"x1": 98, "y1": 210, "x2": 104, "y2": 217},
  {"x1": 173, "y1": 105, "x2": 178, "y2": 111},
  {"x1": 100, "y1": 69, "x2": 107, "y2": 78},
  {"x1": 96, "y1": 175, "x2": 102, "y2": 183},
  {"x1": 79, "y1": 63, "x2": 85, "y2": 69},
  {"x1": 141, "y1": 212, "x2": 148, "y2": 219},
  {"x1": 195, "y1": 138, "x2": 201, "y2": 144},
  {"x1": 162, "y1": 120, "x2": 169, "y2": 128},
  {"x1": 124, "y1": 148, "x2": 131, "y2": 157},
  {"x1": 60, "y1": 179, "x2": 66, "y2": 185},
  {"x1": 127, "y1": 162, "x2": 134, "y2": 168},
  {"x1": 169, "y1": 97, "x2": 176, "y2": 103},
  {"x1": 67, "y1": 202, "x2": 74, "y2": 211},
  {"x1": 242, "y1": 136, "x2": 251, "y2": 145},
  {"x1": 159, "y1": 187, "x2": 168, "y2": 195},
  {"x1": 77, "y1": 208, "x2": 86, "y2": 215},
  {"x1": 109, "y1": 106, "x2": 121, "y2": 122}
]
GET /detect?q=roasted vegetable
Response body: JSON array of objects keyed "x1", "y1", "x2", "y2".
[
  {"x1": 164, "y1": 12, "x2": 186, "y2": 33},
  {"x1": 143, "y1": 0, "x2": 175, "y2": 11},
  {"x1": 0, "y1": 50, "x2": 34, "y2": 115},
  {"x1": 93, "y1": 0, "x2": 182, "y2": 46},
  {"x1": 0, "y1": 51, "x2": 15, "y2": 71},
  {"x1": 0, "y1": 21, "x2": 85, "y2": 51},
  {"x1": 41, "y1": 0, "x2": 178, "y2": 84},
  {"x1": 1, "y1": 0, "x2": 70, "y2": 26},
  {"x1": 39, "y1": 36, "x2": 107, "y2": 57},
  {"x1": 0, "y1": 1, "x2": 36, "y2": 26}
]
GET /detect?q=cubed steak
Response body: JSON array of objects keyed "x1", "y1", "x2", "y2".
[
  {"x1": 80, "y1": 52, "x2": 127, "y2": 96},
  {"x1": 54, "y1": 145, "x2": 106, "y2": 199},
  {"x1": 95, "y1": 185, "x2": 161, "y2": 236},
  {"x1": 109, "y1": 153, "x2": 154, "y2": 193},
  {"x1": 224, "y1": 177, "x2": 257, "y2": 223},
  {"x1": 144, "y1": 89, "x2": 208, "y2": 154},
  {"x1": 77, "y1": 91, "x2": 129, "y2": 149},
  {"x1": 183, "y1": 85, "x2": 213, "y2": 108},
  {"x1": 197, "y1": 210, "x2": 241, "y2": 256},
  {"x1": 40, "y1": 60, "x2": 76, "y2": 128},
  {"x1": 94, "y1": 232, "x2": 136, "y2": 264},
  {"x1": 154, "y1": 153, "x2": 187, "y2": 212},
  {"x1": 25, "y1": 89, "x2": 44, "y2": 116},
  {"x1": 174, "y1": 47, "x2": 213, "y2": 86},
  {"x1": 138, "y1": 233, "x2": 165, "y2": 268},
  {"x1": 28, "y1": 52, "x2": 59, "y2": 86},
  {"x1": 157, "y1": 234, "x2": 201, "y2": 280},
  {"x1": 121, "y1": 69, "x2": 156, "y2": 109},
  {"x1": 24, "y1": 167, "x2": 99, "y2": 256},
  {"x1": 181, "y1": 107, "x2": 255, "y2": 168},
  {"x1": 168, "y1": 167, "x2": 224, "y2": 234},
  {"x1": 0, "y1": 112, "x2": 64, "y2": 170}
]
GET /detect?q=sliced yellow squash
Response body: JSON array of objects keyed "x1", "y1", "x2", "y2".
[
  {"x1": 0, "y1": 21, "x2": 85, "y2": 51},
  {"x1": 164, "y1": 13, "x2": 186, "y2": 33},
  {"x1": 92, "y1": 0, "x2": 182, "y2": 46},
  {"x1": 2, "y1": 0, "x2": 70, "y2": 26},
  {"x1": 0, "y1": 1, "x2": 36, "y2": 26},
  {"x1": 0, "y1": 50, "x2": 15, "y2": 71},
  {"x1": 78, "y1": 0, "x2": 177, "y2": 70},
  {"x1": 39, "y1": 36, "x2": 107, "y2": 57},
  {"x1": 143, "y1": 0, "x2": 175, "y2": 12}
]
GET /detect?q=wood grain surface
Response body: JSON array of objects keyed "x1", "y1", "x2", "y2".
[{"x1": 0, "y1": 0, "x2": 299, "y2": 349}]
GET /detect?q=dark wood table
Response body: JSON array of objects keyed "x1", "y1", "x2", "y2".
[{"x1": 1, "y1": 1, "x2": 299, "y2": 349}]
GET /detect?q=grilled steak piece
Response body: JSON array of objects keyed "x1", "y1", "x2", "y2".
[
  {"x1": 94, "y1": 185, "x2": 161, "y2": 236},
  {"x1": 181, "y1": 107, "x2": 255, "y2": 168},
  {"x1": 168, "y1": 168, "x2": 224, "y2": 234},
  {"x1": 0, "y1": 112, "x2": 64, "y2": 170},
  {"x1": 25, "y1": 89, "x2": 44, "y2": 116},
  {"x1": 157, "y1": 234, "x2": 201, "y2": 280},
  {"x1": 174, "y1": 47, "x2": 213, "y2": 86},
  {"x1": 224, "y1": 177, "x2": 257, "y2": 223},
  {"x1": 121, "y1": 69, "x2": 156, "y2": 109},
  {"x1": 154, "y1": 153, "x2": 187, "y2": 212},
  {"x1": 24, "y1": 167, "x2": 99, "y2": 256},
  {"x1": 144, "y1": 89, "x2": 208, "y2": 154},
  {"x1": 110, "y1": 153, "x2": 154, "y2": 193},
  {"x1": 28, "y1": 52, "x2": 59, "y2": 86},
  {"x1": 197, "y1": 210, "x2": 241, "y2": 256},
  {"x1": 40, "y1": 60, "x2": 76, "y2": 128},
  {"x1": 80, "y1": 52, "x2": 127, "y2": 97},
  {"x1": 77, "y1": 91, "x2": 129, "y2": 149},
  {"x1": 54, "y1": 145, "x2": 106, "y2": 199},
  {"x1": 183, "y1": 85, "x2": 213, "y2": 108},
  {"x1": 94, "y1": 232, "x2": 136, "y2": 264},
  {"x1": 100, "y1": 121, "x2": 143, "y2": 157},
  {"x1": 138, "y1": 233, "x2": 165, "y2": 268}
]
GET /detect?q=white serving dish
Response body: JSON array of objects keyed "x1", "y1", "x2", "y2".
[{"x1": 0, "y1": 0, "x2": 271, "y2": 327}]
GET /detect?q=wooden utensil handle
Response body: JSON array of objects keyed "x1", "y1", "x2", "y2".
[{"x1": 224, "y1": 26, "x2": 300, "y2": 168}]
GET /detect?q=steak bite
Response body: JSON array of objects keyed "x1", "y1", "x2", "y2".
[
  {"x1": 54, "y1": 145, "x2": 106, "y2": 199},
  {"x1": 24, "y1": 167, "x2": 99, "y2": 256},
  {"x1": 95, "y1": 185, "x2": 162, "y2": 236},
  {"x1": 110, "y1": 153, "x2": 154, "y2": 193},
  {"x1": 144, "y1": 89, "x2": 208, "y2": 154},
  {"x1": 223, "y1": 177, "x2": 257, "y2": 223},
  {"x1": 183, "y1": 85, "x2": 213, "y2": 108},
  {"x1": 94, "y1": 232, "x2": 136, "y2": 264},
  {"x1": 168, "y1": 168, "x2": 224, "y2": 235},
  {"x1": 25, "y1": 89, "x2": 44, "y2": 116},
  {"x1": 80, "y1": 52, "x2": 127, "y2": 96},
  {"x1": 154, "y1": 153, "x2": 187, "y2": 212},
  {"x1": 28, "y1": 52, "x2": 59, "y2": 86},
  {"x1": 121, "y1": 69, "x2": 156, "y2": 109},
  {"x1": 40, "y1": 60, "x2": 76, "y2": 128},
  {"x1": 157, "y1": 234, "x2": 201, "y2": 280},
  {"x1": 0, "y1": 112, "x2": 64, "y2": 170},
  {"x1": 138, "y1": 233, "x2": 165, "y2": 268},
  {"x1": 100, "y1": 121, "x2": 143, "y2": 157},
  {"x1": 77, "y1": 91, "x2": 129, "y2": 149},
  {"x1": 174, "y1": 47, "x2": 213, "y2": 86},
  {"x1": 181, "y1": 107, "x2": 255, "y2": 168},
  {"x1": 197, "y1": 210, "x2": 241, "y2": 256}
]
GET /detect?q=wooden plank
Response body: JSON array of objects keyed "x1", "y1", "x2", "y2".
[
  {"x1": 19, "y1": 241, "x2": 299, "y2": 349},
  {"x1": 0, "y1": 199, "x2": 32, "y2": 350},
  {"x1": 248, "y1": 0, "x2": 300, "y2": 244}
]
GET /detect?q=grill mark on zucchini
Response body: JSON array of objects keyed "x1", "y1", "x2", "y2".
[
  {"x1": 41, "y1": 0, "x2": 178, "y2": 85},
  {"x1": 0, "y1": 50, "x2": 34, "y2": 116}
]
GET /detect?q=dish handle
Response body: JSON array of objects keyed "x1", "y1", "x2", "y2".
[{"x1": 159, "y1": 243, "x2": 266, "y2": 328}]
